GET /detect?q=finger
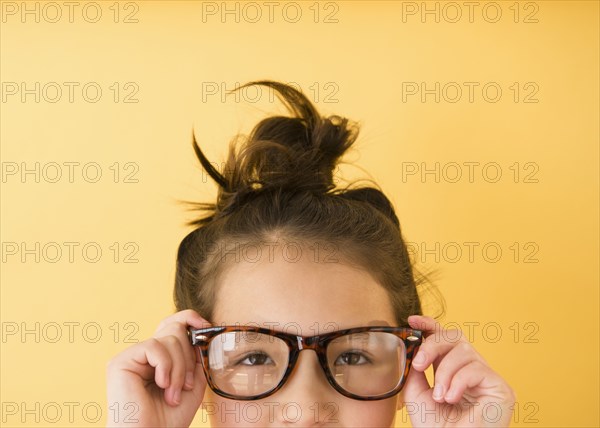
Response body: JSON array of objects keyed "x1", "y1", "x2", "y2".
[
  {"x1": 154, "y1": 309, "x2": 211, "y2": 334},
  {"x1": 444, "y1": 360, "x2": 491, "y2": 404},
  {"x1": 408, "y1": 315, "x2": 479, "y2": 374},
  {"x1": 411, "y1": 344, "x2": 456, "y2": 373},
  {"x1": 158, "y1": 335, "x2": 187, "y2": 406},
  {"x1": 154, "y1": 322, "x2": 199, "y2": 391},
  {"x1": 429, "y1": 341, "x2": 481, "y2": 403},
  {"x1": 127, "y1": 338, "x2": 173, "y2": 389},
  {"x1": 407, "y1": 314, "x2": 441, "y2": 337}
]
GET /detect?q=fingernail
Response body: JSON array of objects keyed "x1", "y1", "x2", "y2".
[
  {"x1": 185, "y1": 371, "x2": 194, "y2": 388},
  {"x1": 445, "y1": 387, "x2": 456, "y2": 400},
  {"x1": 173, "y1": 388, "x2": 181, "y2": 405},
  {"x1": 433, "y1": 383, "x2": 444, "y2": 400},
  {"x1": 413, "y1": 351, "x2": 426, "y2": 365}
]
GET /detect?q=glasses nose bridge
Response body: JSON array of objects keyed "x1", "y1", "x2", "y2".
[{"x1": 295, "y1": 335, "x2": 321, "y2": 353}]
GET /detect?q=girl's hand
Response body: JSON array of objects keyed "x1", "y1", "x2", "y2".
[
  {"x1": 402, "y1": 315, "x2": 516, "y2": 427},
  {"x1": 106, "y1": 309, "x2": 210, "y2": 427}
]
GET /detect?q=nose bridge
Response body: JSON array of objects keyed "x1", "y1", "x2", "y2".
[
  {"x1": 289, "y1": 336, "x2": 328, "y2": 383},
  {"x1": 275, "y1": 336, "x2": 335, "y2": 425}
]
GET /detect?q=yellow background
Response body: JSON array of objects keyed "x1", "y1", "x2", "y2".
[{"x1": 1, "y1": 1, "x2": 598, "y2": 427}]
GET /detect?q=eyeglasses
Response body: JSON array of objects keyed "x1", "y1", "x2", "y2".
[{"x1": 188, "y1": 325, "x2": 422, "y2": 401}]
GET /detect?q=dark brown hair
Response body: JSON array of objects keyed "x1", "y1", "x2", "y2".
[{"x1": 174, "y1": 80, "x2": 443, "y2": 327}]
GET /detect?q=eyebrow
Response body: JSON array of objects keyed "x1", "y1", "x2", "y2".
[
  {"x1": 366, "y1": 320, "x2": 392, "y2": 326},
  {"x1": 209, "y1": 320, "x2": 394, "y2": 335}
]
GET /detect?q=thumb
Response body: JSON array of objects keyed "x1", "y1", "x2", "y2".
[
  {"x1": 402, "y1": 364, "x2": 441, "y2": 428},
  {"x1": 179, "y1": 350, "x2": 207, "y2": 411},
  {"x1": 190, "y1": 350, "x2": 208, "y2": 403},
  {"x1": 402, "y1": 363, "x2": 432, "y2": 405}
]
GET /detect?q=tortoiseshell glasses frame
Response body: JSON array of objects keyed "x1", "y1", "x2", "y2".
[{"x1": 188, "y1": 325, "x2": 423, "y2": 401}]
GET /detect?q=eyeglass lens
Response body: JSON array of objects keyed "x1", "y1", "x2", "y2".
[{"x1": 206, "y1": 331, "x2": 407, "y2": 398}]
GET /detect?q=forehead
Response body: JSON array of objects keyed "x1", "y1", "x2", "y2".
[{"x1": 212, "y1": 249, "x2": 397, "y2": 335}]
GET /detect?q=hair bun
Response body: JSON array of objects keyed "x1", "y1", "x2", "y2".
[{"x1": 191, "y1": 80, "x2": 360, "y2": 221}]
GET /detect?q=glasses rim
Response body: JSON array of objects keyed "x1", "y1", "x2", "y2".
[{"x1": 188, "y1": 325, "x2": 423, "y2": 401}]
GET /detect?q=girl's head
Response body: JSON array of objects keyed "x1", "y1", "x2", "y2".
[{"x1": 175, "y1": 80, "x2": 440, "y2": 426}]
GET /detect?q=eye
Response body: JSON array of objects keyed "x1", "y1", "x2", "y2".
[
  {"x1": 237, "y1": 352, "x2": 274, "y2": 366},
  {"x1": 334, "y1": 351, "x2": 371, "y2": 366}
]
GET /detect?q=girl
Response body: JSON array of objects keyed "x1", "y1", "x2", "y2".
[{"x1": 106, "y1": 80, "x2": 515, "y2": 427}]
